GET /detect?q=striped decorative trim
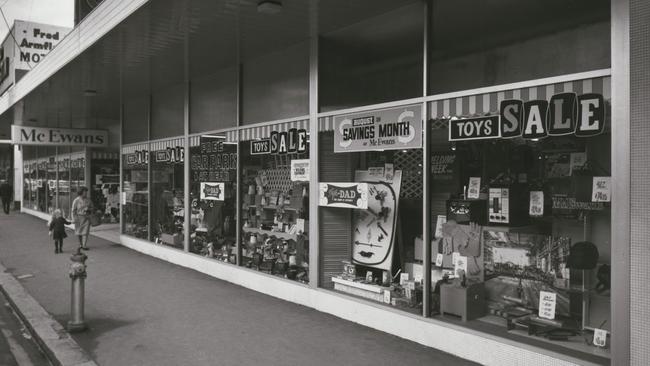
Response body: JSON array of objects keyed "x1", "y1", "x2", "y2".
[
  {"x1": 318, "y1": 76, "x2": 610, "y2": 131},
  {"x1": 122, "y1": 143, "x2": 149, "y2": 154},
  {"x1": 150, "y1": 137, "x2": 184, "y2": 152},
  {"x1": 428, "y1": 76, "x2": 611, "y2": 120},
  {"x1": 239, "y1": 119, "x2": 308, "y2": 141},
  {"x1": 189, "y1": 131, "x2": 238, "y2": 147}
]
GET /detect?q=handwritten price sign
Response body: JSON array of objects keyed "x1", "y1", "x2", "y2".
[{"x1": 592, "y1": 177, "x2": 611, "y2": 203}]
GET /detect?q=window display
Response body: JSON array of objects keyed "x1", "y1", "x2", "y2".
[
  {"x1": 427, "y1": 83, "x2": 611, "y2": 355},
  {"x1": 150, "y1": 139, "x2": 185, "y2": 248},
  {"x1": 122, "y1": 145, "x2": 149, "y2": 239},
  {"x1": 189, "y1": 133, "x2": 237, "y2": 262},
  {"x1": 319, "y1": 104, "x2": 424, "y2": 313},
  {"x1": 91, "y1": 152, "x2": 120, "y2": 224},
  {"x1": 239, "y1": 124, "x2": 310, "y2": 283}
]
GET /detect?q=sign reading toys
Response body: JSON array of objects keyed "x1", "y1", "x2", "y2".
[
  {"x1": 318, "y1": 183, "x2": 369, "y2": 209},
  {"x1": 250, "y1": 129, "x2": 308, "y2": 155},
  {"x1": 334, "y1": 105, "x2": 422, "y2": 153},
  {"x1": 12, "y1": 125, "x2": 108, "y2": 147},
  {"x1": 448, "y1": 92, "x2": 605, "y2": 141}
]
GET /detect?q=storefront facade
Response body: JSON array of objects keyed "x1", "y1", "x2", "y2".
[{"x1": 0, "y1": 0, "x2": 645, "y2": 365}]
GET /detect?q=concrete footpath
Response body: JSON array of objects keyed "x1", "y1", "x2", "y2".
[{"x1": 0, "y1": 213, "x2": 478, "y2": 366}]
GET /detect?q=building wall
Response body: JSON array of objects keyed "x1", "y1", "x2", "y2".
[{"x1": 630, "y1": 0, "x2": 650, "y2": 364}]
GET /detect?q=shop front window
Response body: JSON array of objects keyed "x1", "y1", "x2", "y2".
[
  {"x1": 122, "y1": 147, "x2": 149, "y2": 239},
  {"x1": 36, "y1": 158, "x2": 47, "y2": 213},
  {"x1": 189, "y1": 133, "x2": 237, "y2": 262},
  {"x1": 56, "y1": 152, "x2": 72, "y2": 218},
  {"x1": 91, "y1": 153, "x2": 121, "y2": 224},
  {"x1": 318, "y1": 105, "x2": 424, "y2": 314},
  {"x1": 239, "y1": 122, "x2": 310, "y2": 284},
  {"x1": 149, "y1": 139, "x2": 185, "y2": 249},
  {"x1": 428, "y1": 81, "x2": 611, "y2": 358}
]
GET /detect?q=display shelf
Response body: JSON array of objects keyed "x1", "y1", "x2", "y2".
[
  {"x1": 242, "y1": 227, "x2": 299, "y2": 241},
  {"x1": 246, "y1": 205, "x2": 297, "y2": 211}
]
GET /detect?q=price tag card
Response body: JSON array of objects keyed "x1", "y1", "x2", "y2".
[
  {"x1": 455, "y1": 255, "x2": 468, "y2": 275},
  {"x1": 538, "y1": 291, "x2": 557, "y2": 320},
  {"x1": 365, "y1": 271, "x2": 373, "y2": 282},
  {"x1": 434, "y1": 215, "x2": 447, "y2": 239},
  {"x1": 467, "y1": 177, "x2": 481, "y2": 199},
  {"x1": 593, "y1": 328, "x2": 608, "y2": 347},
  {"x1": 592, "y1": 176, "x2": 611, "y2": 202},
  {"x1": 383, "y1": 290, "x2": 391, "y2": 304},
  {"x1": 435, "y1": 253, "x2": 444, "y2": 267},
  {"x1": 452, "y1": 252, "x2": 460, "y2": 266},
  {"x1": 400, "y1": 273, "x2": 409, "y2": 285},
  {"x1": 384, "y1": 163, "x2": 394, "y2": 181}
]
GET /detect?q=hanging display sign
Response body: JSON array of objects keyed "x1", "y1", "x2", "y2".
[
  {"x1": 11, "y1": 125, "x2": 108, "y2": 147},
  {"x1": 318, "y1": 182, "x2": 368, "y2": 209},
  {"x1": 154, "y1": 146, "x2": 184, "y2": 163},
  {"x1": 200, "y1": 182, "x2": 225, "y2": 201},
  {"x1": 191, "y1": 137, "x2": 237, "y2": 182},
  {"x1": 529, "y1": 191, "x2": 544, "y2": 216},
  {"x1": 448, "y1": 93, "x2": 605, "y2": 141},
  {"x1": 449, "y1": 116, "x2": 500, "y2": 141},
  {"x1": 250, "y1": 129, "x2": 308, "y2": 155},
  {"x1": 125, "y1": 150, "x2": 149, "y2": 166},
  {"x1": 538, "y1": 291, "x2": 557, "y2": 320},
  {"x1": 333, "y1": 105, "x2": 422, "y2": 153},
  {"x1": 290, "y1": 159, "x2": 310, "y2": 182}
]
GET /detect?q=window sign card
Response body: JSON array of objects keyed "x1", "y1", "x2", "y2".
[
  {"x1": 368, "y1": 167, "x2": 385, "y2": 177},
  {"x1": 435, "y1": 253, "x2": 444, "y2": 267},
  {"x1": 200, "y1": 182, "x2": 225, "y2": 201},
  {"x1": 529, "y1": 191, "x2": 544, "y2": 216},
  {"x1": 365, "y1": 271, "x2": 373, "y2": 282},
  {"x1": 592, "y1": 177, "x2": 611, "y2": 202},
  {"x1": 400, "y1": 273, "x2": 409, "y2": 285},
  {"x1": 467, "y1": 177, "x2": 481, "y2": 199},
  {"x1": 593, "y1": 328, "x2": 608, "y2": 347},
  {"x1": 290, "y1": 159, "x2": 310, "y2": 182},
  {"x1": 452, "y1": 252, "x2": 460, "y2": 267},
  {"x1": 434, "y1": 215, "x2": 447, "y2": 238},
  {"x1": 384, "y1": 163, "x2": 394, "y2": 181},
  {"x1": 538, "y1": 291, "x2": 557, "y2": 319},
  {"x1": 318, "y1": 182, "x2": 369, "y2": 209}
]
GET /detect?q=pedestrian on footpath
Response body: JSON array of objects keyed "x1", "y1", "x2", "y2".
[
  {"x1": 0, "y1": 180, "x2": 12, "y2": 215},
  {"x1": 48, "y1": 209, "x2": 71, "y2": 254},
  {"x1": 71, "y1": 187, "x2": 93, "y2": 250}
]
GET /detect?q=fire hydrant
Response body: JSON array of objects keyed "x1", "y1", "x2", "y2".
[{"x1": 67, "y1": 248, "x2": 88, "y2": 332}]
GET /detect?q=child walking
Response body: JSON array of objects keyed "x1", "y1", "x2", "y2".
[{"x1": 49, "y1": 209, "x2": 71, "y2": 254}]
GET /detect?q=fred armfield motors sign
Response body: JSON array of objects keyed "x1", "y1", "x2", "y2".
[{"x1": 11, "y1": 125, "x2": 108, "y2": 147}]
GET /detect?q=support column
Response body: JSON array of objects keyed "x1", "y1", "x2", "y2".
[
  {"x1": 421, "y1": 0, "x2": 432, "y2": 318},
  {"x1": 308, "y1": 0, "x2": 319, "y2": 287},
  {"x1": 183, "y1": 29, "x2": 191, "y2": 252},
  {"x1": 13, "y1": 100, "x2": 24, "y2": 209}
]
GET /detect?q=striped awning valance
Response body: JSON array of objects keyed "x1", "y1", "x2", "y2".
[
  {"x1": 122, "y1": 143, "x2": 149, "y2": 154},
  {"x1": 189, "y1": 130, "x2": 238, "y2": 147},
  {"x1": 150, "y1": 137, "x2": 184, "y2": 152},
  {"x1": 429, "y1": 76, "x2": 610, "y2": 120},
  {"x1": 318, "y1": 76, "x2": 610, "y2": 131},
  {"x1": 239, "y1": 119, "x2": 309, "y2": 141}
]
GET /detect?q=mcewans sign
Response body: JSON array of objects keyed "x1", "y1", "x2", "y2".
[
  {"x1": 11, "y1": 125, "x2": 108, "y2": 147},
  {"x1": 449, "y1": 93, "x2": 605, "y2": 141}
]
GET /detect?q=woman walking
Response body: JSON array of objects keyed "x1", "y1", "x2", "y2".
[{"x1": 71, "y1": 187, "x2": 93, "y2": 250}]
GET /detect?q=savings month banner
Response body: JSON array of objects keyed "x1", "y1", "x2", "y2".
[{"x1": 333, "y1": 105, "x2": 422, "y2": 153}]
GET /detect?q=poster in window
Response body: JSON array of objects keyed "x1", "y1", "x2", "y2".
[{"x1": 200, "y1": 182, "x2": 225, "y2": 201}]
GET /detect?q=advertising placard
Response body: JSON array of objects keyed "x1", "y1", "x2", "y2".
[
  {"x1": 333, "y1": 105, "x2": 422, "y2": 153},
  {"x1": 318, "y1": 182, "x2": 368, "y2": 209},
  {"x1": 290, "y1": 159, "x2": 310, "y2": 181},
  {"x1": 200, "y1": 182, "x2": 225, "y2": 201},
  {"x1": 449, "y1": 116, "x2": 501, "y2": 141}
]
